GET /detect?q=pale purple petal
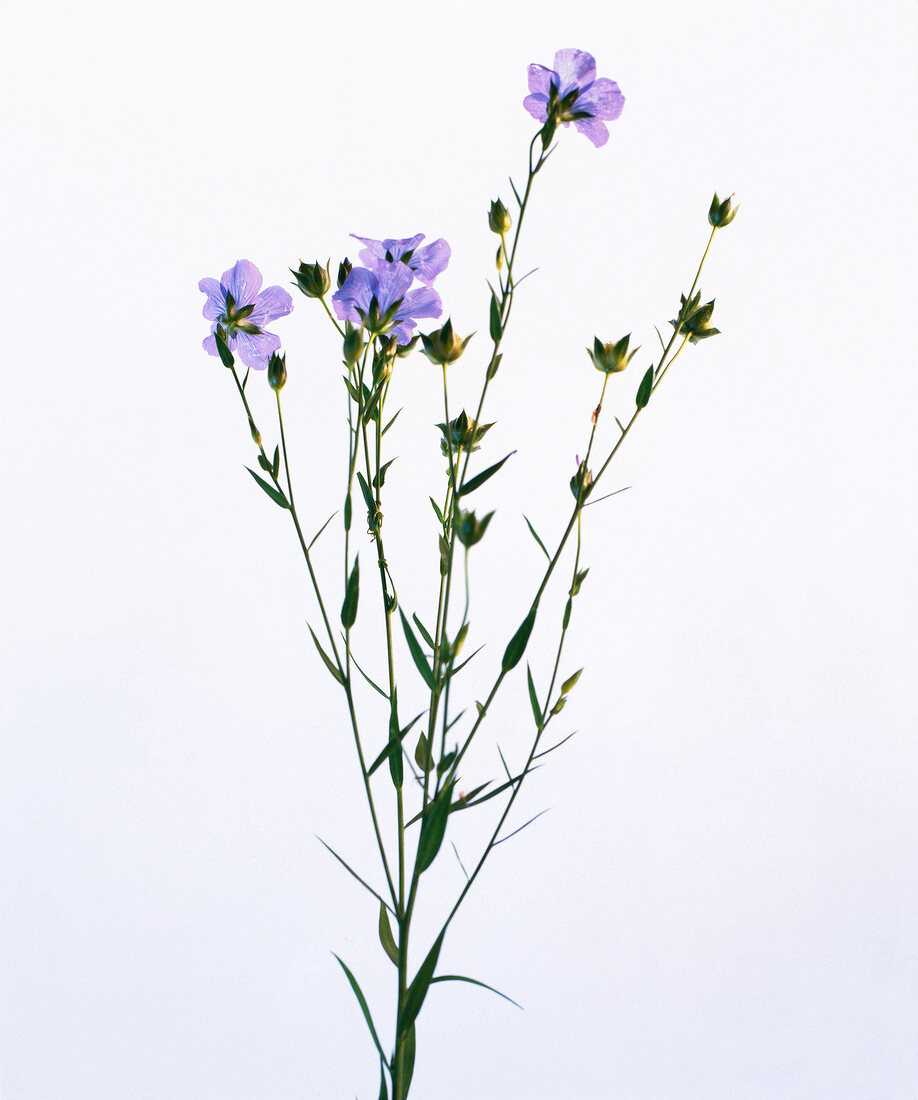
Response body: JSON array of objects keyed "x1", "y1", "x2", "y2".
[
  {"x1": 352, "y1": 233, "x2": 425, "y2": 267},
  {"x1": 203, "y1": 333, "x2": 219, "y2": 357},
  {"x1": 332, "y1": 267, "x2": 375, "y2": 322},
  {"x1": 553, "y1": 49, "x2": 596, "y2": 94},
  {"x1": 573, "y1": 117, "x2": 609, "y2": 148},
  {"x1": 233, "y1": 330, "x2": 281, "y2": 371},
  {"x1": 527, "y1": 63, "x2": 555, "y2": 97},
  {"x1": 409, "y1": 238, "x2": 450, "y2": 284},
  {"x1": 391, "y1": 321, "x2": 416, "y2": 345},
  {"x1": 398, "y1": 285, "x2": 442, "y2": 323},
  {"x1": 198, "y1": 278, "x2": 226, "y2": 321},
  {"x1": 221, "y1": 259, "x2": 263, "y2": 307},
  {"x1": 578, "y1": 78, "x2": 625, "y2": 121},
  {"x1": 251, "y1": 284, "x2": 294, "y2": 326},
  {"x1": 524, "y1": 92, "x2": 549, "y2": 122},
  {"x1": 374, "y1": 262, "x2": 413, "y2": 312}
]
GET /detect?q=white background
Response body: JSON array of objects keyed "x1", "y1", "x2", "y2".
[{"x1": 2, "y1": 1, "x2": 916, "y2": 1097}]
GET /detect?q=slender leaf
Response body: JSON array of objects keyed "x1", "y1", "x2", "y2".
[
  {"x1": 636, "y1": 364, "x2": 654, "y2": 409},
  {"x1": 509, "y1": 176, "x2": 522, "y2": 207},
  {"x1": 412, "y1": 614, "x2": 436, "y2": 650},
  {"x1": 429, "y1": 496, "x2": 444, "y2": 525},
  {"x1": 378, "y1": 901, "x2": 399, "y2": 966},
  {"x1": 333, "y1": 954, "x2": 386, "y2": 1062},
  {"x1": 523, "y1": 514, "x2": 550, "y2": 560},
  {"x1": 347, "y1": 646, "x2": 389, "y2": 699},
  {"x1": 308, "y1": 624, "x2": 344, "y2": 685},
  {"x1": 414, "y1": 732, "x2": 433, "y2": 773},
  {"x1": 489, "y1": 289, "x2": 501, "y2": 342},
  {"x1": 502, "y1": 602, "x2": 538, "y2": 672},
  {"x1": 399, "y1": 931, "x2": 445, "y2": 1034},
  {"x1": 373, "y1": 458, "x2": 397, "y2": 490},
  {"x1": 494, "y1": 808, "x2": 550, "y2": 846},
  {"x1": 394, "y1": 1021, "x2": 416, "y2": 1100},
  {"x1": 388, "y1": 690, "x2": 403, "y2": 790},
  {"x1": 257, "y1": 453, "x2": 272, "y2": 472},
  {"x1": 367, "y1": 711, "x2": 424, "y2": 776},
  {"x1": 378, "y1": 1060, "x2": 389, "y2": 1100},
  {"x1": 416, "y1": 783, "x2": 453, "y2": 873},
  {"x1": 246, "y1": 467, "x2": 289, "y2": 509},
  {"x1": 381, "y1": 407, "x2": 402, "y2": 436},
  {"x1": 451, "y1": 841, "x2": 469, "y2": 880},
  {"x1": 317, "y1": 836, "x2": 392, "y2": 913},
  {"x1": 458, "y1": 451, "x2": 515, "y2": 497},
  {"x1": 344, "y1": 492, "x2": 352, "y2": 531},
  {"x1": 356, "y1": 470, "x2": 376, "y2": 512},
  {"x1": 399, "y1": 610, "x2": 436, "y2": 690},
  {"x1": 526, "y1": 663, "x2": 542, "y2": 728},
  {"x1": 533, "y1": 730, "x2": 578, "y2": 761},
  {"x1": 430, "y1": 974, "x2": 522, "y2": 1010},
  {"x1": 271, "y1": 444, "x2": 279, "y2": 480},
  {"x1": 308, "y1": 511, "x2": 338, "y2": 550},
  {"x1": 341, "y1": 555, "x2": 360, "y2": 629}
]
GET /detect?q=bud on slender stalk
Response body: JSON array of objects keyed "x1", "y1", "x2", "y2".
[
  {"x1": 708, "y1": 192, "x2": 738, "y2": 228},
  {"x1": 291, "y1": 260, "x2": 331, "y2": 298},
  {"x1": 421, "y1": 318, "x2": 474, "y2": 365},
  {"x1": 268, "y1": 352, "x2": 287, "y2": 391},
  {"x1": 587, "y1": 333, "x2": 640, "y2": 373},
  {"x1": 488, "y1": 199, "x2": 512, "y2": 235}
]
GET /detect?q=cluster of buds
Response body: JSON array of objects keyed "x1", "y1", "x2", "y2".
[
  {"x1": 671, "y1": 292, "x2": 720, "y2": 344},
  {"x1": 708, "y1": 192, "x2": 738, "y2": 228},
  {"x1": 421, "y1": 318, "x2": 473, "y2": 366},
  {"x1": 455, "y1": 508, "x2": 495, "y2": 549},
  {"x1": 437, "y1": 410, "x2": 494, "y2": 459},
  {"x1": 291, "y1": 260, "x2": 331, "y2": 299},
  {"x1": 587, "y1": 333, "x2": 640, "y2": 374}
]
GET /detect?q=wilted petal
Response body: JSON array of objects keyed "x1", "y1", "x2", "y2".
[
  {"x1": 574, "y1": 116, "x2": 609, "y2": 148},
  {"x1": 410, "y1": 238, "x2": 450, "y2": 284},
  {"x1": 579, "y1": 78, "x2": 624, "y2": 121},
  {"x1": 527, "y1": 63, "x2": 555, "y2": 97},
  {"x1": 198, "y1": 278, "x2": 226, "y2": 321},
  {"x1": 234, "y1": 329, "x2": 281, "y2": 370},
  {"x1": 252, "y1": 284, "x2": 294, "y2": 324},
  {"x1": 221, "y1": 259, "x2": 263, "y2": 308},
  {"x1": 523, "y1": 92, "x2": 549, "y2": 122},
  {"x1": 553, "y1": 49, "x2": 596, "y2": 93}
]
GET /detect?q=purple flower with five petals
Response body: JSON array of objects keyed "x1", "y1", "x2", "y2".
[
  {"x1": 332, "y1": 260, "x2": 442, "y2": 345},
  {"x1": 524, "y1": 49, "x2": 624, "y2": 148},
  {"x1": 199, "y1": 259, "x2": 293, "y2": 370},
  {"x1": 351, "y1": 233, "x2": 451, "y2": 286}
]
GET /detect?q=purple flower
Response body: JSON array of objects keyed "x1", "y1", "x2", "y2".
[
  {"x1": 524, "y1": 49, "x2": 624, "y2": 148},
  {"x1": 332, "y1": 260, "x2": 443, "y2": 345},
  {"x1": 351, "y1": 233, "x2": 451, "y2": 286},
  {"x1": 199, "y1": 259, "x2": 293, "y2": 370}
]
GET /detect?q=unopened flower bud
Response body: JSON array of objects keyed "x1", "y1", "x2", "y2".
[
  {"x1": 342, "y1": 323, "x2": 364, "y2": 367},
  {"x1": 679, "y1": 298, "x2": 721, "y2": 343},
  {"x1": 421, "y1": 318, "x2": 474, "y2": 366},
  {"x1": 708, "y1": 192, "x2": 738, "y2": 228},
  {"x1": 587, "y1": 333, "x2": 640, "y2": 374},
  {"x1": 337, "y1": 258, "x2": 353, "y2": 289},
  {"x1": 438, "y1": 410, "x2": 494, "y2": 457},
  {"x1": 570, "y1": 458, "x2": 592, "y2": 501},
  {"x1": 249, "y1": 417, "x2": 261, "y2": 447},
  {"x1": 291, "y1": 259, "x2": 331, "y2": 298},
  {"x1": 395, "y1": 334, "x2": 419, "y2": 358},
  {"x1": 268, "y1": 351, "x2": 287, "y2": 391},
  {"x1": 455, "y1": 508, "x2": 495, "y2": 549},
  {"x1": 488, "y1": 199, "x2": 511, "y2": 235}
]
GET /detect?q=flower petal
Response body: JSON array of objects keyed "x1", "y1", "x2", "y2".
[
  {"x1": 202, "y1": 333, "x2": 219, "y2": 357},
  {"x1": 252, "y1": 284, "x2": 294, "y2": 325},
  {"x1": 578, "y1": 78, "x2": 624, "y2": 122},
  {"x1": 553, "y1": 49, "x2": 596, "y2": 94},
  {"x1": 233, "y1": 330, "x2": 281, "y2": 371},
  {"x1": 410, "y1": 238, "x2": 450, "y2": 284},
  {"x1": 523, "y1": 92, "x2": 549, "y2": 122},
  {"x1": 374, "y1": 262, "x2": 413, "y2": 312},
  {"x1": 198, "y1": 277, "x2": 226, "y2": 321},
  {"x1": 221, "y1": 259, "x2": 263, "y2": 308},
  {"x1": 573, "y1": 116, "x2": 610, "y2": 148},
  {"x1": 332, "y1": 266, "x2": 376, "y2": 321},
  {"x1": 398, "y1": 285, "x2": 442, "y2": 323},
  {"x1": 527, "y1": 63, "x2": 555, "y2": 97}
]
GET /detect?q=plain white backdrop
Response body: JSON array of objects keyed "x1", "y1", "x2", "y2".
[{"x1": 2, "y1": 1, "x2": 916, "y2": 1097}]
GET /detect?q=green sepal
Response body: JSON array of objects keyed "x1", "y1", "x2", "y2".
[
  {"x1": 416, "y1": 782, "x2": 454, "y2": 874},
  {"x1": 458, "y1": 451, "x2": 515, "y2": 497},
  {"x1": 489, "y1": 289, "x2": 502, "y2": 342},
  {"x1": 341, "y1": 555, "x2": 360, "y2": 630},
  {"x1": 307, "y1": 624, "x2": 344, "y2": 685},
  {"x1": 502, "y1": 602, "x2": 538, "y2": 672},
  {"x1": 635, "y1": 365, "x2": 654, "y2": 409},
  {"x1": 570, "y1": 568, "x2": 589, "y2": 598},
  {"x1": 245, "y1": 467, "x2": 289, "y2": 509},
  {"x1": 399, "y1": 610, "x2": 436, "y2": 690},
  {"x1": 333, "y1": 954, "x2": 387, "y2": 1063},
  {"x1": 378, "y1": 901, "x2": 399, "y2": 967},
  {"x1": 214, "y1": 325, "x2": 234, "y2": 368},
  {"x1": 399, "y1": 930, "x2": 445, "y2": 1035},
  {"x1": 526, "y1": 663, "x2": 542, "y2": 728}
]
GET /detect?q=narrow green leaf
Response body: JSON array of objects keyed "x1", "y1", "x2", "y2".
[
  {"x1": 502, "y1": 602, "x2": 538, "y2": 672},
  {"x1": 341, "y1": 555, "x2": 360, "y2": 629},
  {"x1": 486, "y1": 351, "x2": 502, "y2": 381},
  {"x1": 509, "y1": 176, "x2": 522, "y2": 207},
  {"x1": 257, "y1": 453, "x2": 272, "y2": 472},
  {"x1": 562, "y1": 597, "x2": 572, "y2": 630},
  {"x1": 533, "y1": 730, "x2": 578, "y2": 761},
  {"x1": 494, "y1": 808, "x2": 550, "y2": 846},
  {"x1": 414, "y1": 732, "x2": 433, "y2": 773},
  {"x1": 523, "y1": 514, "x2": 550, "y2": 560},
  {"x1": 429, "y1": 496, "x2": 444, "y2": 525},
  {"x1": 356, "y1": 471, "x2": 376, "y2": 512},
  {"x1": 347, "y1": 647, "x2": 389, "y2": 699},
  {"x1": 412, "y1": 614, "x2": 436, "y2": 650},
  {"x1": 489, "y1": 289, "x2": 502, "y2": 342},
  {"x1": 526, "y1": 663, "x2": 542, "y2": 728},
  {"x1": 475, "y1": 701, "x2": 485, "y2": 717},
  {"x1": 333, "y1": 954, "x2": 386, "y2": 1062},
  {"x1": 245, "y1": 467, "x2": 289, "y2": 509},
  {"x1": 399, "y1": 610, "x2": 436, "y2": 690},
  {"x1": 381, "y1": 407, "x2": 402, "y2": 437},
  {"x1": 343, "y1": 492, "x2": 352, "y2": 532},
  {"x1": 416, "y1": 782, "x2": 454, "y2": 874},
  {"x1": 271, "y1": 445, "x2": 280, "y2": 480},
  {"x1": 437, "y1": 749, "x2": 457, "y2": 777},
  {"x1": 317, "y1": 836, "x2": 392, "y2": 912},
  {"x1": 438, "y1": 534, "x2": 449, "y2": 576},
  {"x1": 378, "y1": 901, "x2": 399, "y2": 966},
  {"x1": 458, "y1": 451, "x2": 515, "y2": 497},
  {"x1": 394, "y1": 1021, "x2": 416, "y2": 1100},
  {"x1": 378, "y1": 1060, "x2": 389, "y2": 1100},
  {"x1": 308, "y1": 511, "x2": 337, "y2": 551},
  {"x1": 373, "y1": 458, "x2": 397, "y2": 490},
  {"x1": 367, "y1": 711, "x2": 423, "y2": 776},
  {"x1": 307, "y1": 624, "x2": 344, "y2": 685},
  {"x1": 388, "y1": 690, "x2": 403, "y2": 790},
  {"x1": 430, "y1": 974, "x2": 522, "y2": 1010},
  {"x1": 561, "y1": 668, "x2": 583, "y2": 695},
  {"x1": 214, "y1": 326, "x2": 234, "y2": 368},
  {"x1": 399, "y1": 930, "x2": 445, "y2": 1034},
  {"x1": 636, "y1": 364, "x2": 654, "y2": 409}
]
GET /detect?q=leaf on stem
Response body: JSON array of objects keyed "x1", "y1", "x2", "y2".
[
  {"x1": 414, "y1": 732, "x2": 433, "y2": 774},
  {"x1": 341, "y1": 556, "x2": 360, "y2": 630},
  {"x1": 399, "y1": 931, "x2": 445, "y2": 1035},
  {"x1": 399, "y1": 610, "x2": 436, "y2": 690},
  {"x1": 502, "y1": 602, "x2": 539, "y2": 672},
  {"x1": 308, "y1": 511, "x2": 338, "y2": 550},
  {"x1": 458, "y1": 452, "x2": 516, "y2": 497},
  {"x1": 416, "y1": 782, "x2": 454, "y2": 874},
  {"x1": 430, "y1": 974, "x2": 522, "y2": 1010},
  {"x1": 307, "y1": 624, "x2": 344, "y2": 685},
  {"x1": 378, "y1": 901, "x2": 399, "y2": 967},
  {"x1": 494, "y1": 808, "x2": 551, "y2": 846},
  {"x1": 526, "y1": 663, "x2": 542, "y2": 728},
  {"x1": 523, "y1": 515, "x2": 550, "y2": 560},
  {"x1": 489, "y1": 288, "x2": 502, "y2": 343},
  {"x1": 412, "y1": 614, "x2": 436, "y2": 650},
  {"x1": 245, "y1": 467, "x2": 289, "y2": 509},
  {"x1": 533, "y1": 730, "x2": 578, "y2": 761},
  {"x1": 317, "y1": 836, "x2": 391, "y2": 911},
  {"x1": 636, "y1": 365, "x2": 654, "y2": 409},
  {"x1": 388, "y1": 690, "x2": 403, "y2": 790},
  {"x1": 333, "y1": 954, "x2": 387, "y2": 1063}
]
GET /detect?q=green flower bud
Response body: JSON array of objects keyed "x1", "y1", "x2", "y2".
[
  {"x1": 248, "y1": 416, "x2": 261, "y2": 447},
  {"x1": 488, "y1": 199, "x2": 511, "y2": 235},
  {"x1": 395, "y1": 334, "x2": 419, "y2": 358},
  {"x1": 455, "y1": 508, "x2": 495, "y2": 549},
  {"x1": 679, "y1": 298, "x2": 721, "y2": 344},
  {"x1": 342, "y1": 323, "x2": 364, "y2": 367},
  {"x1": 587, "y1": 333, "x2": 640, "y2": 374},
  {"x1": 570, "y1": 459, "x2": 592, "y2": 501},
  {"x1": 337, "y1": 258, "x2": 352, "y2": 289},
  {"x1": 708, "y1": 192, "x2": 738, "y2": 228},
  {"x1": 291, "y1": 259, "x2": 331, "y2": 298},
  {"x1": 420, "y1": 318, "x2": 474, "y2": 366},
  {"x1": 267, "y1": 351, "x2": 287, "y2": 391},
  {"x1": 437, "y1": 410, "x2": 494, "y2": 458}
]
